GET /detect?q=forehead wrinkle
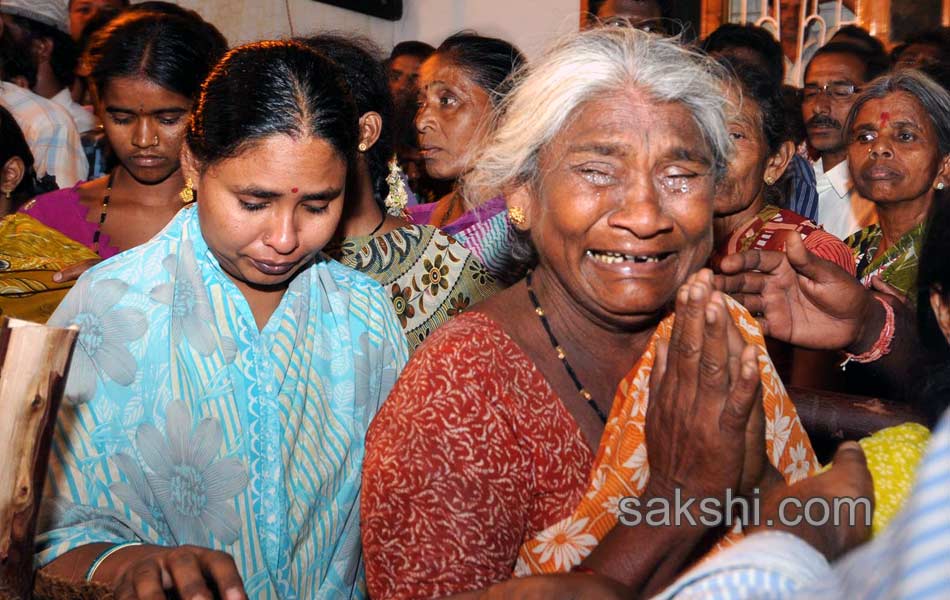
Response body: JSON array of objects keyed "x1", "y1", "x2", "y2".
[{"x1": 567, "y1": 142, "x2": 629, "y2": 157}]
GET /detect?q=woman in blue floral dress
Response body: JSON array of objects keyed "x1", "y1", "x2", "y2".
[{"x1": 37, "y1": 41, "x2": 407, "y2": 599}]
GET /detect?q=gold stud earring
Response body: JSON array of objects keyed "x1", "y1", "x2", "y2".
[
  {"x1": 764, "y1": 175, "x2": 774, "y2": 185},
  {"x1": 508, "y1": 206, "x2": 526, "y2": 227},
  {"x1": 358, "y1": 143, "x2": 368, "y2": 152},
  {"x1": 180, "y1": 177, "x2": 195, "y2": 203}
]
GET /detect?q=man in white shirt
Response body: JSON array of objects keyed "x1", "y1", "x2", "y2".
[
  {"x1": 1, "y1": 0, "x2": 95, "y2": 134},
  {"x1": 802, "y1": 42, "x2": 886, "y2": 240},
  {"x1": 0, "y1": 79, "x2": 87, "y2": 188},
  {"x1": 0, "y1": 0, "x2": 88, "y2": 186}
]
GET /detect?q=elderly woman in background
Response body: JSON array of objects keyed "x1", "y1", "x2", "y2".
[
  {"x1": 362, "y1": 28, "x2": 827, "y2": 599},
  {"x1": 304, "y1": 34, "x2": 500, "y2": 351},
  {"x1": 408, "y1": 32, "x2": 526, "y2": 282},
  {"x1": 711, "y1": 59, "x2": 855, "y2": 274},
  {"x1": 844, "y1": 70, "x2": 950, "y2": 304}
]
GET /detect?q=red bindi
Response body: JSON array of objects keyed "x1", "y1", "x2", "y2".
[
  {"x1": 291, "y1": 187, "x2": 299, "y2": 193},
  {"x1": 880, "y1": 112, "x2": 890, "y2": 128}
]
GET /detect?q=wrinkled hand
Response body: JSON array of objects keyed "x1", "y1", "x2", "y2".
[
  {"x1": 113, "y1": 545, "x2": 246, "y2": 600},
  {"x1": 751, "y1": 442, "x2": 873, "y2": 561},
  {"x1": 645, "y1": 269, "x2": 764, "y2": 507},
  {"x1": 480, "y1": 573, "x2": 627, "y2": 600},
  {"x1": 53, "y1": 258, "x2": 102, "y2": 283},
  {"x1": 715, "y1": 233, "x2": 874, "y2": 351}
]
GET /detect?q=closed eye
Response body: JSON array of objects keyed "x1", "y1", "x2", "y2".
[
  {"x1": 239, "y1": 200, "x2": 267, "y2": 212},
  {"x1": 575, "y1": 165, "x2": 617, "y2": 187}
]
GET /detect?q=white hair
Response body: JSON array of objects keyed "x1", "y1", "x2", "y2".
[{"x1": 463, "y1": 27, "x2": 733, "y2": 207}]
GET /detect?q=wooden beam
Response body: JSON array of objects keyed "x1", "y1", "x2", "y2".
[
  {"x1": 0, "y1": 318, "x2": 78, "y2": 599},
  {"x1": 701, "y1": 0, "x2": 725, "y2": 38}
]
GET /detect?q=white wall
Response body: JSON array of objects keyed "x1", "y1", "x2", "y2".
[{"x1": 169, "y1": 0, "x2": 579, "y2": 59}]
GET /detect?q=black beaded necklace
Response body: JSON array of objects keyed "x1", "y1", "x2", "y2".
[
  {"x1": 525, "y1": 270, "x2": 608, "y2": 424},
  {"x1": 92, "y1": 170, "x2": 116, "y2": 255}
]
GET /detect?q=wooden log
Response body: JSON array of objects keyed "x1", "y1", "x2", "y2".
[
  {"x1": 787, "y1": 385, "x2": 929, "y2": 464},
  {"x1": 0, "y1": 317, "x2": 78, "y2": 599}
]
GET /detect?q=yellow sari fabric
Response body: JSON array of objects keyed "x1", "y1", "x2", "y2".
[
  {"x1": 516, "y1": 296, "x2": 819, "y2": 574},
  {"x1": 0, "y1": 214, "x2": 98, "y2": 322}
]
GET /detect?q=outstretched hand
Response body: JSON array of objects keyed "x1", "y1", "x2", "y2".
[
  {"x1": 715, "y1": 233, "x2": 874, "y2": 351},
  {"x1": 750, "y1": 441, "x2": 873, "y2": 562},
  {"x1": 53, "y1": 258, "x2": 102, "y2": 283}
]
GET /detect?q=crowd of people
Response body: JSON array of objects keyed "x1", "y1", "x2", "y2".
[{"x1": 2, "y1": 0, "x2": 950, "y2": 598}]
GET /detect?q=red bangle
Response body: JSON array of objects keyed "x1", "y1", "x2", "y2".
[
  {"x1": 571, "y1": 565, "x2": 597, "y2": 575},
  {"x1": 840, "y1": 295, "x2": 895, "y2": 370}
]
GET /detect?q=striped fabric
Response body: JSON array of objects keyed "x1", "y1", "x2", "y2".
[
  {"x1": 784, "y1": 154, "x2": 819, "y2": 223},
  {"x1": 0, "y1": 81, "x2": 87, "y2": 188},
  {"x1": 38, "y1": 206, "x2": 408, "y2": 598},
  {"x1": 655, "y1": 406, "x2": 950, "y2": 599}
]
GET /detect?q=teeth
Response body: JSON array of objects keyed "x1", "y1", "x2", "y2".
[{"x1": 587, "y1": 250, "x2": 664, "y2": 264}]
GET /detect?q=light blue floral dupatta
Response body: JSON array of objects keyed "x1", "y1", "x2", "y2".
[{"x1": 38, "y1": 206, "x2": 407, "y2": 599}]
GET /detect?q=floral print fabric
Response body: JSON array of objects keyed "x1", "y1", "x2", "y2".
[
  {"x1": 330, "y1": 224, "x2": 500, "y2": 352},
  {"x1": 362, "y1": 300, "x2": 817, "y2": 599},
  {"x1": 0, "y1": 213, "x2": 99, "y2": 322},
  {"x1": 39, "y1": 206, "x2": 408, "y2": 599},
  {"x1": 408, "y1": 196, "x2": 524, "y2": 285},
  {"x1": 516, "y1": 295, "x2": 819, "y2": 575},
  {"x1": 712, "y1": 205, "x2": 856, "y2": 276},
  {"x1": 846, "y1": 221, "x2": 925, "y2": 304}
]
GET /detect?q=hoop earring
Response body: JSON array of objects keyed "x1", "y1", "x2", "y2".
[{"x1": 180, "y1": 178, "x2": 195, "y2": 203}]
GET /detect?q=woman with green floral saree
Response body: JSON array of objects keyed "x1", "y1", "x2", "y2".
[
  {"x1": 305, "y1": 35, "x2": 500, "y2": 352},
  {"x1": 843, "y1": 70, "x2": 950, "y2": 304}
]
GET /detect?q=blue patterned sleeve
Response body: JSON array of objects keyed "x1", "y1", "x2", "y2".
[
  {"x1": 37, "y1": 264, "x2": 159, "y2": 566},
  {"x1": 785, "y1": 155, "x2": 819, "y2": 222},
  {"x1": 651, "y1": 532, "x2": 830, "y2": 599}
]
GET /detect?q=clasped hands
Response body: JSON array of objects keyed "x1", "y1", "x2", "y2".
[{"x1": 644, "y1": 266, "x2": 872, "y2": 562}]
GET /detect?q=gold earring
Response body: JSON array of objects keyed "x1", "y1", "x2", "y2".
[
  {"x1": 764, "y1": 175, "x2": 774, "y2": 185},
  {"x1": 180, "y1": 178, "x2": 195, "y2": 203},
  {"x1": 358, "y1": 143, "x2": 368, "y2": 152},
  {"x1": 508, "y1": 206, "x2": 526, "y2": 227}
]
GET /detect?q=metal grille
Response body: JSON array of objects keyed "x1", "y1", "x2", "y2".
[{"x1": 727, "y1": 0, "x2": 858, "y2": 84}]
